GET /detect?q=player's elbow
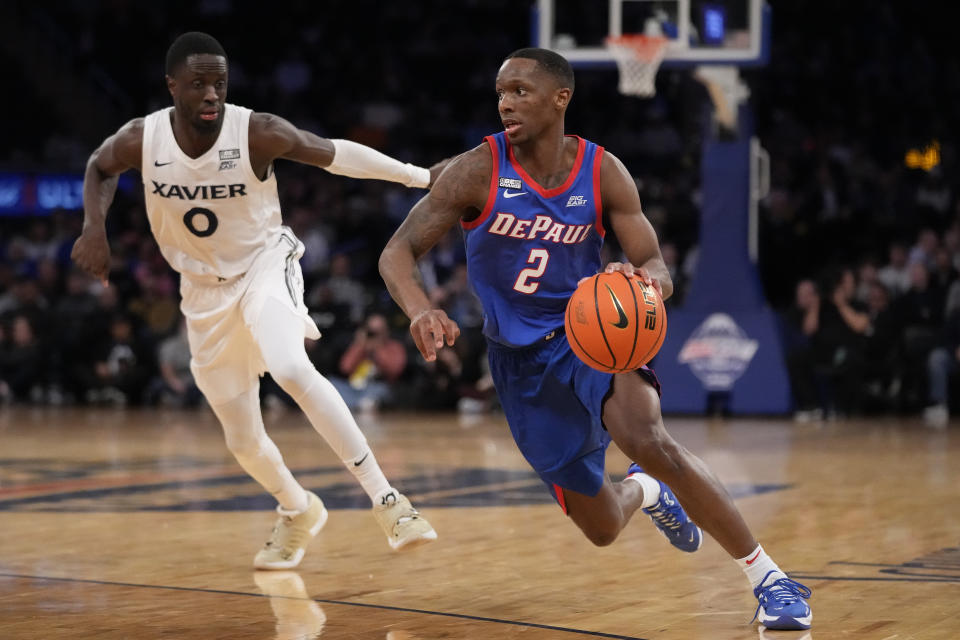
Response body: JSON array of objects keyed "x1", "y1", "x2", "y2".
[{"x1": 659, "y1": 275, "x2": 675, "y2": 301}]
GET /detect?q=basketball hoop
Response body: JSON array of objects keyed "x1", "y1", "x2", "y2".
[{"x1": 605, "y1": 35, "x2": 669, "y2": 98}]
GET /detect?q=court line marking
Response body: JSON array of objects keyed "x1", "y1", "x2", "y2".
[
  {"x1": 0, "y1": 572, "x2": 648, "y2": 639},
  {"x1": 789, "y1": 574, "x2": 960, "y2": 583}
]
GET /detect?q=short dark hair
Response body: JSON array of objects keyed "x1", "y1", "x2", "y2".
[
  {"x1": 505, "y1": 47, "x2": 575, "y2": 91},
  {"x1": 165, "y1": 32, "x2": 227, "y2": 75}
]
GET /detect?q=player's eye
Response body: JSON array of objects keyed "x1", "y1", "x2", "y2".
[
  {"x1": 215, "y1": 81, "x2": 225, "y2": 89},
  {"x1": 192, "y1": 81, "x2": 202, "y2": 89},
  {"x1": 517, "y1": 87, "x2": 527, "y2": 96}
]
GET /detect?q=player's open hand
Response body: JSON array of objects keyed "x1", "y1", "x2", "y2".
[
  {"x1": 70, "y1": 227, "x2": 111, "y2": 285},
  {"x1": 410, "y1": 309, "x2": 460, "y2": 362}
]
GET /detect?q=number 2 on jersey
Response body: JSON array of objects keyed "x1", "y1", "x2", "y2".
[{"x1": 513, "y1": 248, "x2": 550, "y2": 294}]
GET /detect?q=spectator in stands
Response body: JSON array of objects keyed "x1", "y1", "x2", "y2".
[
  {"x1": 898, "y1": 262, "x2": 945, "y2": 409},
  {"x1": 817, "y1": 267, "x2": 870, "y2": 417},
  {"x1": 148, "y1": 319, "x2": 201, "y2": 408},
  {"x1": 923, "y1": 309, "x2": 960, "y2": 428},
  {"x1": 0, "y1": 314, "x2": 46, "y2": 403},
  {"x1": 862, "y1": 282, "x2": 901, "y2": 412},
  {"x1": 878, "y1": 242, "x2": 911, "y2": 297},
  {"x1": 782, "y1": 278, "x2": 823, "y2": 421},
  {"x1": 329, "y1": 313, "x2": 407, "y2": 411},
  {"x1": 83, "y1": 314, "x2": 153, "y2": 405}
]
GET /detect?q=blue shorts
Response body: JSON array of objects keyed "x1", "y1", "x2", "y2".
[{"x1": 487, "y1": 328, "x2": 661, "y2": 506}]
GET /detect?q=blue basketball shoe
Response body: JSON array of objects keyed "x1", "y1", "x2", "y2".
[
  {"x1": 628, "y1": 464, "x2": 702, "y2": 552},
  {"x1": 752, "y1": 570, "x2": 813, "y2": 630}
]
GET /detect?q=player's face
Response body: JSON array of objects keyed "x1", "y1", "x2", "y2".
[
  {"x1": 167, "y1": 54, "x2": 228, "y2": 134},
  {"x1": 495, "y1": 58, "x2": 567, "y2": 144}
]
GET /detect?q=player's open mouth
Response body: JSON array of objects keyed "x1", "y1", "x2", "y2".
[
  {"x1": 503, "y1": 120, "x2": 521, "y2": 134},
  {"x1": 200, "y1": 110, "x2": 219, "y2": 121}
]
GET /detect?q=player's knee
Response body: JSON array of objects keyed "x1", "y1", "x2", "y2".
[
  {"x1": 581, "y1": 523, "x2": 620, "y2": 547},
  {"x1": 224, "y1": 427, "x2": 266, "y2": 459},
  {"x1": 632, "y1": 432, "x2": 686, "y2": 479},
  {"x1": 268, "y1": 355, "x2": 316, "y2": 397}
]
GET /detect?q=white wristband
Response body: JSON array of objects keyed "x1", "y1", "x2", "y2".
[{"x1": 326, "y1": 139, "x2": 430, "y2": 188}]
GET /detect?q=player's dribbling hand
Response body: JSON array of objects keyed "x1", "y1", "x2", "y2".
[
  {"x1": 70, "y1": 227, "x2": 111, "y2": 286},
  {"x1": 410, "y1": 309, "x2": 460, "y2": 362},
  {"x1": 579, "y1": 262, "x2": 663, "y2": 297}
]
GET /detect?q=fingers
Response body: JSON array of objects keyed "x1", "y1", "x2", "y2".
[
  {"x1": 411, "y1": 310, "x2": 459, "y2": 361},
  {"x1": 442, "y1": 317, "x2": 461, "y2": 346},
  {"x1": 604, "y1": 261, "x2": 637, "y2": 278}
]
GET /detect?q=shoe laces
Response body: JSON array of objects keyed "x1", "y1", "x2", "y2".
[
  {"x1": 751, "y1": 576, "x2": 812, "y2": 622},
  {"x1": 647, "y1": 503, "x2": 682, "y2": 532}
]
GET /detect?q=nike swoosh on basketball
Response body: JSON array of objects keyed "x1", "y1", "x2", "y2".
[
  {"x1": 745, "y1": 549, "x2": 762, "y2": 565},
  {"x1": 154, "y1": 160, "x2": 172, "y2": 167},
  {"x1": 605, "y1": 284, "x2": 629, "y2": 329},
  {"x1": 503, "y1": 190, "x2": 526, "y2": 198}
]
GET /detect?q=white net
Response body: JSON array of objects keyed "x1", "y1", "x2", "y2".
[{"x1": 605, "y1": 35, "x2": 669, "y2": 98}]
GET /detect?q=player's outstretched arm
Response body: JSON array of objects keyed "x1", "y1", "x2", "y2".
[
  {"x1": 72, "y1": 119, "x2": 143, "y2": 284},
  {"x1": 379, "y1": 146, "x2": 490, "y2": 361},
  {"x1": 249, "y1": 112, "x2": 431, "y2": 188},
  {"x1": 601, "y1": 151, "x2": 674, "y2": 301}
]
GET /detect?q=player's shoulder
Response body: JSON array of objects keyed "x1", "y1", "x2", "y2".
[
  {"x1": 248, "y1": 111, "x2": 294, "y2": 135},
  {"x1": 441, "y1": 143, "x2": 493, "y2": 181},
  {"x1": 110, "y1": 117, "x2": 146, "y2": 165},
  {"x1": 428, "y1": 144, "x2": 493, "y2": 209}
]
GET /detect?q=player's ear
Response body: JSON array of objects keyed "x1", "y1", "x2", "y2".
[
  {"x1": 555, "y1": 87, "x2": 572, "y2": 110},
  {"x1": 165, "y1": 75, "x2": 176, "y2": 97}
]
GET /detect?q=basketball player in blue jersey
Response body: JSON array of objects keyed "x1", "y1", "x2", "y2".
[
  {"x1": 380, "y1": 48, "x2": 812, "y2": 630},
  {"x1": 71, "y1": 32, "x2": 438, "y2": 570}
]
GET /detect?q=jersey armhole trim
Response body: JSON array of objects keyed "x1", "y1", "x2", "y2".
[
  {"x1": 461, "y1": 135, "x2": 499, "y2": 230},
  {"x1": 593, "y1": 145, "x2": 606, "y2": 238},
  {"x1": 240, "y1": 106, "x2": 266, "y2": 184}
]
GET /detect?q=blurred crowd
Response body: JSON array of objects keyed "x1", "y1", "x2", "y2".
[{"x1": 2, "y1": 1, "x2": 959, "y2": 423}]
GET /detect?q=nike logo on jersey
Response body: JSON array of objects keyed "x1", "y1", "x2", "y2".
[
  {"x1": 154, "y1": 160, "x2": 172, "y2": 167},
  {"x1": 503, "y1": 190, "x2": 527, "y2": 198},
  {"x1": 605, "y1": 284, "x2": 629, "y2": 329}
]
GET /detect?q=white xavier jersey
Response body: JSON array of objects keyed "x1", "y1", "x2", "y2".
[{"x1": 142, "y1": 104, "x2": 281, "y2": 280}]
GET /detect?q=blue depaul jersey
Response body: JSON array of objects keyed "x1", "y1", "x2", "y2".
[{"x1": 462, "y1": 132, "x2": 606, "y2": 348}]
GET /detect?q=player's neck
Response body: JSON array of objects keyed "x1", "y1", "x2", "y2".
[
  {"x1": 171, "y1": 113, "x2": 223, "y2": 159},
  {"x1": 512, "y1": 126, "x2": 573, "y2": 188}
]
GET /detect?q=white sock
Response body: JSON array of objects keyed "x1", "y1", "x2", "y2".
[
  {"x1": 347, "y1": 448, "x2": 395, "y2": 506},
  {"x1": 737, "y1": 544, "x2": 786, "y2": 589},
  {"x1": 624, "y1": 471, "x2": 662, "y2": 509}
]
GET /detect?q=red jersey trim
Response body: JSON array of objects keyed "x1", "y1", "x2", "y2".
[
  {"x1": 592, "y1": 145, "x2": 606, "y2": 238},
  {"x1": 461, "y1": 135, "x2": 500, "y2": 230},
  {"x1": 507, "y1": 135, "x2": 586, "y2": 199},
  {"x1": 553, "y1": 483, "x2": 568, "y2": 514}
]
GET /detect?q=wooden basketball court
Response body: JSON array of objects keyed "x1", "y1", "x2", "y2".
[{"x1": 1, "y1": 405, "x2": 958, "y2": 639}]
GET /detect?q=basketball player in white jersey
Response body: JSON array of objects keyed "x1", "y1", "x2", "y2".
[{"x1": 71, "y1": 32, "x2": 437, "y2": 569}]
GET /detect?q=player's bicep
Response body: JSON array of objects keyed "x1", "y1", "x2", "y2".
[
  {"x1": 390, "y1": 191, "x2": 463, "y2": 261},
  {"x1": 251, "y1": 113, "x2": 335, "y2": 167},
  {"x1": 92, "y1": 118, "x2": 143, "y2": 176},
  {"x1": 387, "y1": 148, "x2": 490, "y2": 260}
]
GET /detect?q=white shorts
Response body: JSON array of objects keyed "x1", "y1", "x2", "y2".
[{"x1": 181, "y1": 227, "x2": 321, "y2": 405}]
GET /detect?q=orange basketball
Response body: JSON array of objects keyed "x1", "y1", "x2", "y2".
[{"x1": 564, "y1": 271, "x2": 667, "y2": 373}]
